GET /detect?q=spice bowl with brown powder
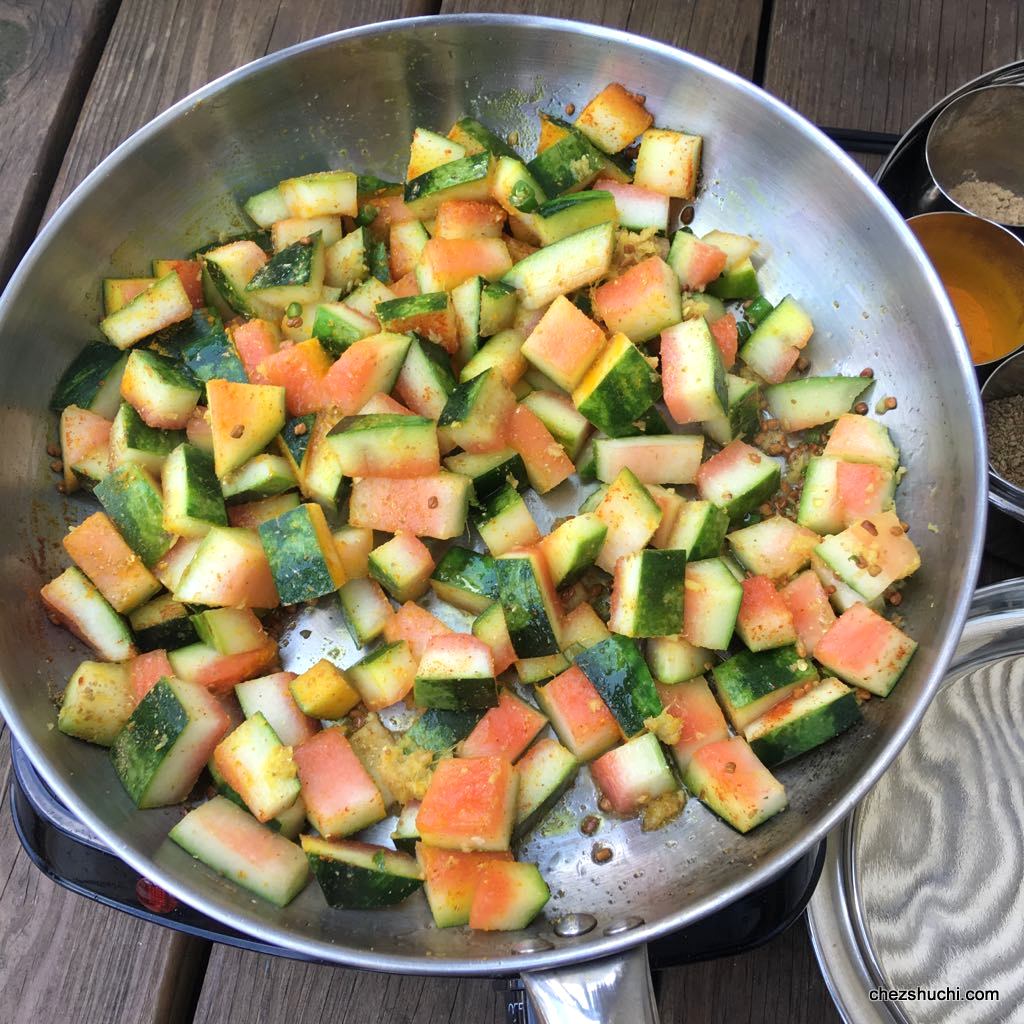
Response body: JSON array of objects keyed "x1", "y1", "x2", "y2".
[
  {"x1": 926, "y1": 84, "x2": 1024, "y2": 228},
  {"x1": 981, "y1": 346, "x2": 1024, "y2": 521}
]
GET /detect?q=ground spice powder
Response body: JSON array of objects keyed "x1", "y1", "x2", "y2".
[
  {"x1": 985, "y1": 394, "x2": 1024, "y2": 487},
  {"x1": 950, "y1": 178, "x2": 1024, "y2": 226}
]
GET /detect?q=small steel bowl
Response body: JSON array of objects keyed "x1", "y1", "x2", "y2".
[
  {"x1": 926, "y1": 84, "x2": 1024, "y2": 227},
  {"x1": 907, "y1": 211, "x2": 1024, "y2": 367},
  {"x1": 980, "y1": 347, "x2": 1024, "y2": 520}
]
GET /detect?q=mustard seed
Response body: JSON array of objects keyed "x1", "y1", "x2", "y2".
[{"x1": 986, "y1": 394, "x2": 1024, "y2": 488}]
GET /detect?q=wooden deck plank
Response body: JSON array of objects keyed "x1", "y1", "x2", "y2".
[
  {"x1": 192, "y1": 948, "x2": 508, "y2": 1024},
  {"x1": 0, "y1": 0, "x2": 119, "y2": 286},
  {"x1": 763, "y1": 0, "x2": 1024, "y2": 139},
  {"x1": 0, "y1": 725, "x2": 206, "y2": 1024},
  {"x1": 438, "y1": 0, "x2": 765, "y2": 77},
  {"x1": 623, "y1": 2, "x2": 761, "y2": 76}
]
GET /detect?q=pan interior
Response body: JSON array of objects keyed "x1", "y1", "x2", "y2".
[{"x1": 0, "y1": 17, "x2": 983, "y2": 971}]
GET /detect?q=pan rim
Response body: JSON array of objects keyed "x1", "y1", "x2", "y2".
[{"x1": 0, "y1": 12, "x2": 987, "y2": 976}]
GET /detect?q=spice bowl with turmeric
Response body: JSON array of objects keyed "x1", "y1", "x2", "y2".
[{"x1": 908, "y1": 211, "x2": 1024, "y2": 367}]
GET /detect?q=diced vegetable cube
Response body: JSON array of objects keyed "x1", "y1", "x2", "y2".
[
  {"x1": 338, "y1": 577, "x2": 394, "y2": 647},
  {"x1": 575, "y1": 83, "x2": 653, "y2": 153},
  {"x1": 657, "y1": 676, "x2": 730, "y2": 771},
  {"x1": 593, "y1": 257, "x2": 681, "y2": 343},
  {"x1": 416, "y1": 755, "x2": 518, "y2": 851},
  {"x1": 170, "y1": 796, "x2": 309, "y2": 907},
  {"x1": 369, "y1": 533, "x2": 435, "y2": 602},
  {"x1": 258, "y1": 502, "x2": 347, "y2": 605},
  {"x1": 174, "y1": 526, "x2": 280, "y2": 609},
  {"x1": 476, "y1": 485, "x2": 541, "y2": 557},
  {"x1": 302, "y1": 836, "x2": 423, "y2": 908},
  {"x1": 58, "y1": 660, "x2": 134, "y2": 746},
  {"x1": 593, "y1": 467, "x2": 663, "y2": 572},
  {"x1": 41, "y1": 566, "x2": 137, "y2": 662},
  {"x1": 536, "y1": 666, "x2": 622, "y2": 762},
  {"x1": 735, "y1": 576, "x2": 798, "y2": 652},
  {"x1": 683, "y1": 737, "x2": 787, "y2": 833},
  {"x1": 494, "y1": 547, "x2": 563, "y2": 658},
  {"x1": 289, "y1": 659, "x2": 360, "y2": 721},
  {"x1": 745, "y1": 677, "x2": 861, "y2": 767},
  {"x1": 100, "y1": 272, "x2": 193, "y2": 349},
  {"x1": 213, "y1": 712, "x2": 300, "y2": 822},
  {"x1": 347, "y1": 641, "x2": 417, "y2": 710},
  {"x1": 430, "y1": 546, "x2": 499, "y2": 613},
  {"x1": 468, "y1": 860, "x2": 550, "y2": 931},
  {"x1": 682, "y1": 557, "x2": 743, "y2": 650},
  {"x1": 235, "y1": 671, "x2": 318, "y2": 747},
  {"x1": 294, "y1": 726, "x2": 386, "y2": 837},
  {"x1": 590, "y1": 732, "x2": 677, "y2": 815},
  {"x1": 348, "y1": 473, "x2": 472, "y2": 540},
  {"x1": 633, "y1": 128, "x2": 702, "y2": 199},
  {"x1": 712, "y1": 645, "x2": 818, "y2": 731},
  {"x1": 458, "y1": 691, "x2": 547, "y2": 761},
  {"x1": 414, "y1": 634, "x2": 498, "y2": 711},
  {"x1": 520, "y1": 295, "x2": 605, "y2": 392},
  {"x1": 572, "y1": 332, "x2": 662, "y2": 438},
  {"x1": 813, "y1": 602, "x2": 917, "y2": 696},
  {"x1": 206, "y1": 379, "x2": 286, "y2": 478},
  {"x1": 416, "y1": 844, "x2": 513, "y2": 928},
  {"x1": 62, "y1": 511, "x2": 161, "y2": 614},
  {"x1": 112, "y1": 676, "x2": 230, "y2": 807},
  {"x1": 608, "y1": 549, "x2": 687, "y2": 638}
]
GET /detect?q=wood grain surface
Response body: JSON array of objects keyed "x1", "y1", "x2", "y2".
[
  {"x1": 763, "y1": 0, "x2": 1024, "y2": 136},
  {"x1": 659, "y1": 923, "x2": 840, "y2": 1022},
  {"x1": 193, "y1": 946, "x2": 509, "y2": 1024},
  {"x1": 0, "y1": 1, "x2": 119, "y2": 285}
]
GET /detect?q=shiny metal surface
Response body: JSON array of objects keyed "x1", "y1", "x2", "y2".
[
  {"x1": 10, "y1": 738, "x2": 110, "y2": 854},
  {"x1": 926, "y1": 85, "x2": 1024, "y2": 226},
  {"x1": 0, "y1": 14, "x2": 986, "y2": 975},
  {"x1": 808, "y1": 580, "x2": 1024, "y2": 1024},
  {"x1": 979, "y1": 347, "x2": 1024, "y2": 521},
  {"x1": 523, "y1": 946, "x2": 658, "y2": 1024}
]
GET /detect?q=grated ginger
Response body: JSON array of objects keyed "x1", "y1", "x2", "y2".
[
  {"x1": 641, "y1": 789, "x2": 687, "y2": 832},
  {"x1": 644, "y1": 710, "x2": 683, "y2": 746},
  {"x1": 379, "y1": 743, "x2": 435, "y2": 804},
  {"x1": 611, "y1": 227, "x2": 666, "y2": 272}
]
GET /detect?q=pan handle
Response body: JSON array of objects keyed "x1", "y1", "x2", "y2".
[{"x1": 520, "y1": 945, "x2": 659, "y2": 1023}]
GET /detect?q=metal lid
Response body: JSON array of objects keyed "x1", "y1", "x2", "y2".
[{"x1": 808, "y1": 580, "x2": 1024, "y2": 1022}]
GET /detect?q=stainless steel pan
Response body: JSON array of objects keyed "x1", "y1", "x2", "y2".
[{"x1": 0, "y1": 15, "x2": 985, "y2": 1020}]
